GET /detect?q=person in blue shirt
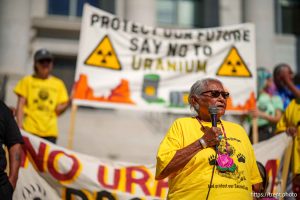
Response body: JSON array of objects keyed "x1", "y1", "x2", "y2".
[{"x1": 273, "y1": 63, "x2": 300, "y2": 109}]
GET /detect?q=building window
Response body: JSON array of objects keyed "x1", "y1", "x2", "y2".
[
  {"x1": 276, "y1": 0, "x2": 300, "y2": 35},
  {"x1": 156, "y1": 0, "x2": 219, "y2": 28},
  {"x1": 48, "y1": 0, "x2": 115, "y2": 17},
  {"x1": 51, "y1": 56, "x2": 77, "y2": 93}
]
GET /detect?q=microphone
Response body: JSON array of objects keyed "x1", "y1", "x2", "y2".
[{"x1": 208, "y1": 106, "x2": 218, "y2": 127}]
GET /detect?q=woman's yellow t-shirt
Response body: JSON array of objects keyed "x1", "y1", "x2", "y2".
[{"x1": 156, "y1": 117, "x2": 262, "y2": 200}]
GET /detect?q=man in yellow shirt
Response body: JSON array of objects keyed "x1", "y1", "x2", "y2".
[
  {"x1": 275, "y1": 99, "x2": 300, "y2": 197},
  {"x1": 14, "y1": 49, "x2": 70, "y2": 143},
  {"x1": 156, "y1": 78, "x2": 262, "y2": 200}
]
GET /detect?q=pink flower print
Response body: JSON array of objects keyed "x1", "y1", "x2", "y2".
[{"x1": 217, "y1": 154, "x2": 234, "y2": 168}]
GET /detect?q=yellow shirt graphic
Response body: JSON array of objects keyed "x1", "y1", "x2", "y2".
[
  {"x1": 156, "y1": 117, "x2": 262, "y2": 200},
  {"x1": 14, "y1": 75, "x2": 68, "y2": 137},
  {"x1": 276, "y1": 99, "x2": 300, "y2": 175}
]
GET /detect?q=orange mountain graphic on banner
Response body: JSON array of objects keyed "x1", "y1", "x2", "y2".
[
  {"x1": 226, "y1": 91, "x2": 256, "y2": 111},
  {"x1": 74, "y1": 74, "x2": 135, "y2": 104}
]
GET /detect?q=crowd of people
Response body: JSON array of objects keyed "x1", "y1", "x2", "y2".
[
  {"x1": 0, "y1": 47, "x2": 299, "y2": 199},
  {"x1": 252, "y1": 64, "x2": 300, "y2": 197}
]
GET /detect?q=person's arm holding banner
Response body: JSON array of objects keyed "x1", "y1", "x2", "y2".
[
  {"x1": 55, "y1": 81, "x2": 71, "y2": 116},
  {"x1": 251, "y1": 108, "x2": 282, "y2": 124},
  {"x1": 55, "y1": 100, "x2": 71, "y2": 116},
  {"x1": 1, "y1": 100, "x2": 23, "y2": 194},
  {"x1": 15, "y1": 95, "x2": 26, "y2": 129},
  {"x1": 8, "y1": 143, "x2": 22, "y2": 189}
]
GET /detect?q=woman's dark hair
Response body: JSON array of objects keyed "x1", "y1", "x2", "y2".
[
  {"x1": 273, "y1": 63, "x2": 290, "y2": 88},
  {"x1": 273, "y1": 63, "x2": 288, "y2": 79}
]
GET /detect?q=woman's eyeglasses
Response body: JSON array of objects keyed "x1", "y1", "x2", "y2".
[{"x1": 200, "y1": 90, "x2": 230, "y2": 99}]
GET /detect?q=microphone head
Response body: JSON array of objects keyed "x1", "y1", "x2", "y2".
[{"x1": 208, "y1": 106, "x2": 218, "y2": 115}]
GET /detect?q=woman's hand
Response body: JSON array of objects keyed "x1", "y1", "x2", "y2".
[
  {"x1": 200, "y1": 126, "x2": 222, "y2": 147},
  {"x1": 250, "y1": 108, "x2": 265, "y2": 118},
  {"x1": 286, "y1": 126, "x2": 297, "y2": 137}
]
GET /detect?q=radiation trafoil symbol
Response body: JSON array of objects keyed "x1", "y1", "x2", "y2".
[
  {"x1": 216, "y1": 46, "x2": 252, "y2": 77},
  {"x1": 84, "y1": 35, "x2": 122, "y2": 70}
]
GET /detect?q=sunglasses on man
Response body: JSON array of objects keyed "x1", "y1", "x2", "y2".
[
  {"x1": 200, "y1": 90, "x2": 230, "y2": 99},
  {"x1": 37, "y1": 59, "x2": 53, "y2": 64}
]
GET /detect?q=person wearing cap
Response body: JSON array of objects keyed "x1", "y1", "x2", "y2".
[
  {"x1": 14, "y1": 49, "x2": 70, "y2": 143},
  {"x1": 155, "y1": 78, "x2": 262, "y2": 200}
]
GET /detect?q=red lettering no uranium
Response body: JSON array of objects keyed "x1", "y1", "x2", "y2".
[
  {"x1": 98, "y1": 165, "x2": 121, "y2": 190},
  {"x1": 155, "y1": 179, "x2": 168, "y2": 197},
  {"x1": 47, "y1": 150, "x2": 80, "y2": 181},
  {"x1": 126, "y1": 166, "x2": 151, "y2": 195},
  {"x1": 98, "y1": 165, "x2": 168, "y2": 198},
  {"x1": 22, "y1": 136, "x2": 81, "y2": 182},
  {"x1": 22, "y1": 136, "x2": 47, "y2": 172}
]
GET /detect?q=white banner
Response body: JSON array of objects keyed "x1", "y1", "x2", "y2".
[
  {"x1": 15, "y1": 131, "x2": 168, "y2": 200},
  {"x1": 253, "y1": 133, "x2": 291, "y2": 193},
  {"x1": 74, "y1": 4, "x2": 256, "y2": 113},
  {"x1": 14, "y1": 132, "x2": 288, "y2": 200},
  {"x1": 14, "y1": 132, "x2": 290, "y2": 199}
]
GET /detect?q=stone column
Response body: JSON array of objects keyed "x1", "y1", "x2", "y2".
[
  {"x1": 243, "y1": 0, "x2": 275, "y2": 69},
  {"x1": 0, "y1": 0, "x2": 31, "y2": 104},
  {"x1": 123, "y1": 0, "x2": 156, "y2": 26},
  {"x1": 0, "y1": 0, "x2": 31, "y2": 74},
  {"x1": 219, "y1": 0, "x2": 242, "y2": 26}
]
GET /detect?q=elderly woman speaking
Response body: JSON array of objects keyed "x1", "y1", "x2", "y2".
[{"x1": 155, "y1": 78, "x2": 262, "y2": 200}]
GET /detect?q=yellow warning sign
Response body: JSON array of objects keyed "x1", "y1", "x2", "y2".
[
  {"x1": 216, "y1": 46, "x2": 252, "y2": 77},
  {"x1": 145, "y1": 86, "x2": 155, "y2": 96},
  {"x1": 183, "y1": 92, "x2": 189, "y2": 105},
  {"x1": 85, "y1": 35, "x2": 122, "y2": 70}
]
